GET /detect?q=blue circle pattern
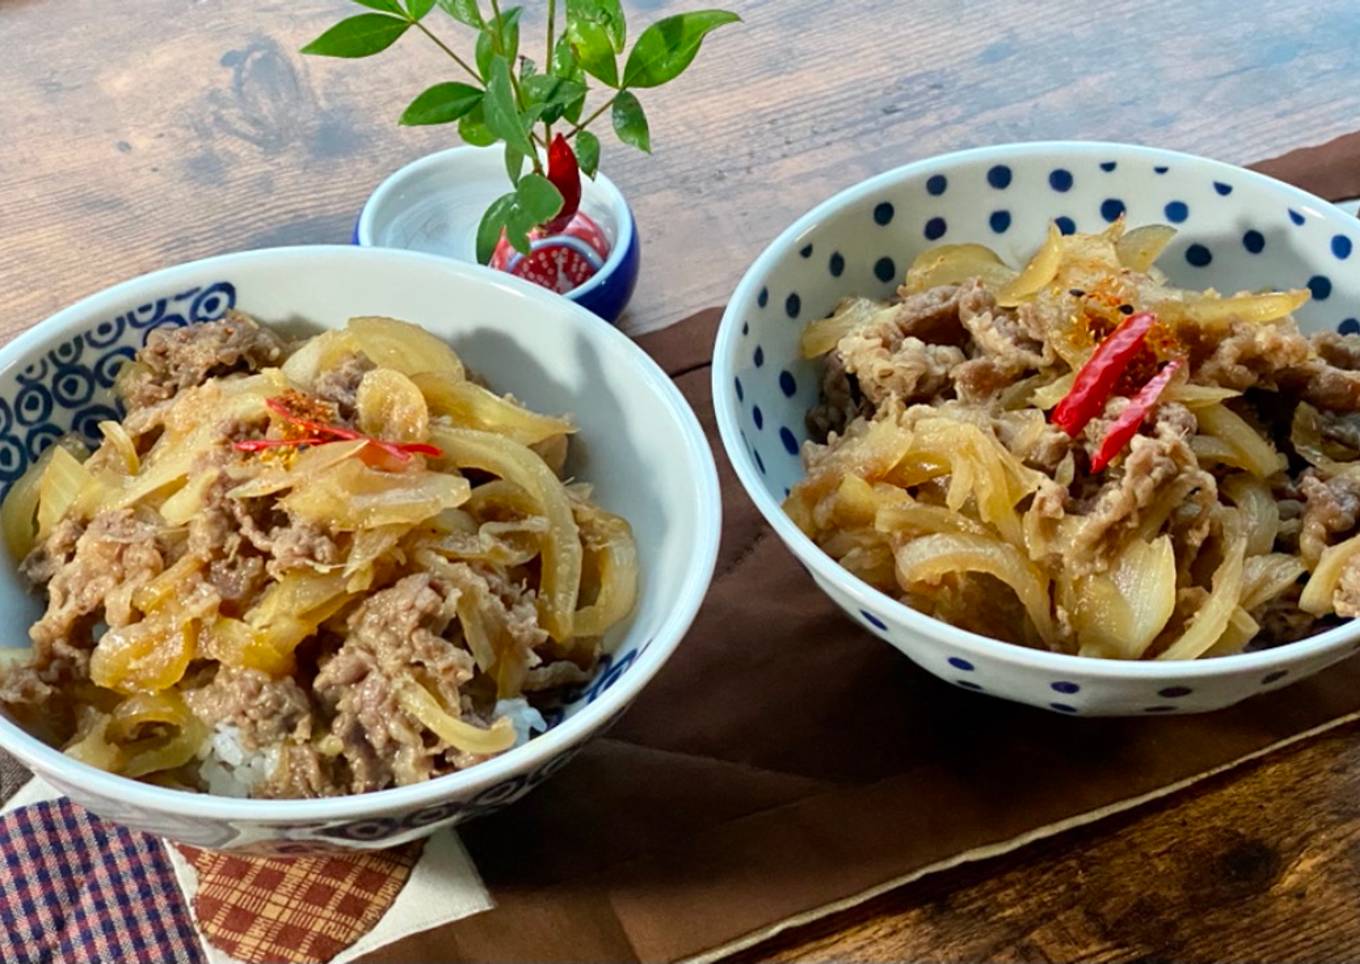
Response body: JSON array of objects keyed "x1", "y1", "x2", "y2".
[
  {"x1": 1164, "y1": 201, "x2": 1189, "y2": 223},
  {"x1": 1048, "y1": 169, "x2": 1073, "y2": 192},
  {"x1": 0, "y1": 281, "x2": 235, "y2": 491},
  {"x1": 1243, "y1": 229, "x2": 1265, "y2": 254},
  {"x1": 926, "y1": 175, "x2": 947, "y2": 196},
  {"x1": 987, "y1": 165, "x2": 1012, "y2": 189},
  {"x1": 989, "y1": 210, "x2": 1011, "y2": 233},
  {"x1": 1055, "y1": 216, "x2": 1076, "y2": 235},
  {"x1": 924, "y1": 217, "x2": 947, "y2": 241},
  {"x1": 1100, "y1": 198, "x2": 1125, "y2": 222}
]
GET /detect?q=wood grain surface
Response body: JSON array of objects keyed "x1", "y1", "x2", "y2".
[
  {"x1": 3, "y1": 0, "x2": 1360, "y2": 338},
  {"x1": 4, "y1": 1, "x2": 1360, "y2": 960}
]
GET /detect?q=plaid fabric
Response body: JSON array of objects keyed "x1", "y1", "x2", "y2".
[
  {"x1": 0, "y1": 749, "x2": 31, "y2": 803},
  {"x1": 179, "y1": 843, "x2": 422, "y2": 964},
  {"x1": 0, "y1": 797, "x2": 203, "y2": 964}
]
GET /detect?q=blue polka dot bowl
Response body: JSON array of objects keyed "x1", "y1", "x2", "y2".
[
  {"x1": 713, "y1": 141, "x2": 1360, "y2": 717},
  {"x1": 0, "y1": 246, "x2": 720, "y2": 850}
]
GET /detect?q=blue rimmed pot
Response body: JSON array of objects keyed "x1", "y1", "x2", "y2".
[{"x1": 355, "y1": 146, "x2": 640, "y2": 325}]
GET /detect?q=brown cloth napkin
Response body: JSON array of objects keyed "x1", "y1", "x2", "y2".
[{"x1": 367, "y1": 136, "x2": 1360, "y2": 964}]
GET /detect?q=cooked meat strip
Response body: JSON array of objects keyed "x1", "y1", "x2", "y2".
[{"x1": 119, "y1": 311, "x2": 285, "y2": 411}]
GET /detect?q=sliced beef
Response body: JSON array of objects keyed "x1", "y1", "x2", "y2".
[
  {"x1": 807, "y1": 351, "x2": 871, "y2": 442},
  {"x1": 119, "y1": 311, "x2": 285, "y2": 411},
  {"x1": 1067, "y1": 403, "x2": 1213, "y2": 575},
  {"x1": 835, "y1": 333, "x2": 963, "y2": 408},
  {"x1": 958, "y1": 281, "x2": 1049, "y2": 372},
  {"x1": 185, "y1": 666, "x2": 314, "y2": 749},
  {"x1": 25, "y1": 509, "x2": 164, "y2": 657},
  {"x1": 1298, "y1": 471, "x2": 1360, "y2": 565},
  {"x1": 312, "y1": 351, "x2": 375, "y2": 420},
  {"x1": 314, "y1": 573, "x2": 476, "y2": 793}
]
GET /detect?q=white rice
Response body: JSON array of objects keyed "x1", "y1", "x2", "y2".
[
  {"x1": 197, "y1": 723, "x2": 280, "y2": 799},
  {"x1": 494, "y1": 698, "x2": 548, "y2": 748}
]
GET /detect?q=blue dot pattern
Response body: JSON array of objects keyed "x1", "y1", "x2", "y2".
[
  {"x1": 1055, "y1": 216, "x2": 1076, "y2": 235},
  {"x1": 734, "y1": 377, "x2": 743, "y2": 402},
  {"x1": 752, "y1": 405, "x2": 763, "y2": 430},
  {"x1": 1243, "y1": 229, "x2": 1265, "y2": 254},
  {"x1": 799, "y1": 244, "x2": 813, "y2": 258},
  {"x1": 1050, "y1": 681, "x2": 1079, "y2": 694},
  {"x1": 829, "y1": 252, "x2": 845, "y2": 277},
  {"x1": 987, "y1": 165, "x2": 1012, "y2": 189},
  {"x1": 1334, "y1": 235, "x2": 1353, "y2": 260},
  {"x1": 753, "y1": 345, "x2": 764, "y2": 367},
  {"x1": 779, "y1": 426, "x2": 798, "y2": 455},
  {"x1": 779, "y1": 371, "x2": 797, "y2": 397},
  {"x1": 1099, "y1": 161, "x2": 1116, "y2": 172},
  {"x1": 1213, "y1": 181, "x2": 1233, "y2": 196},
  {"x1": 1262, "y1": 670, "x2": 1288, "y2": 684},
  {"x1": 1049, "y1": 169, "x2": 1073, "y2": 192},
  {"x1": 753, "y1": 449, "x2": 765, "y2": 474},
  {"x1": 1100, "y1": 198, "x2": 1125, "y2": 222},
  {"x1": 1309, "y1": 275, "x2": 1333, "y2": 300},
  {"x1": 1154, "y1": 165, "x2": 1169, "y2": 174},
  {"x1": 926, "y1": 174, "x2": 947, "y2": 196},
  {"x1": 786, "y1": 293, "x2": 801, "y2": 319},
  {"x1": 924, "y1": 217, "x2": 947, "y2": 240},
  {"x1": 1164, "y1": 200, "x2": 1189, "y2": 223},
  {"x1": 989, "y1": 210, "x2": 1011, "y2": 233},
  {"x1": 861, "y1": 610, "x2": 887, "y2": 630},
  {"x1": 1185, "y1": 243, "x2": 1213, "y2": 267},
  {"x1": 956, "y1": 680, "x2": 983, "y2": 691},
  {"x1": 757, "y1": 287, "x2": 769, "y2": 308},
  {"x1": 874, "y1": 202, "x2": 895, "y2": 225},
  {"x1": 874, "y1": 257, "x2": 896, "y2": 282},
  {"x1": 1341, "y1": 318, "x2": 1360, "y2": 335},
  {"x1": 1289, "y1": 208, "x2": 1305, "y2": 226},
  {"x1": 1159, "y1": 686, "x2": 1192, "y2": 698},
  {"x1": 1050, "y1": 703, "x2": 1078, "y2": 713},
  {"x1": 948, "y1": 657, "x2": 974, "y2": 671}
]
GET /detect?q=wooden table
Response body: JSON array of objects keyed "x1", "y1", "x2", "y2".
[{"x1": 5, "y1": 0, "x2": 1360, "y2": 958}]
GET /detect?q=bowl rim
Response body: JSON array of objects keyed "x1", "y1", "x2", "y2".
[
  {"x1": 355, "y1": 144, "x2": 636, "y2": 304},
  {"x1": 714, "y1": 139, "x2": 1360, "y2": 681},
  {"x1": 0, "y1": 244, "x2": 721, "y2": 821}
]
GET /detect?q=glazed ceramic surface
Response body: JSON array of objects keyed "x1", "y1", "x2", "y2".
[
  {"x1": 0, "y1": 246, "x2": 719, "y2": 850},
  {"x1": 356, "y1": 146, "x2": 640, "y2": 324},
  {"x1": 714, "y1": 141, "x2": 1360, "y2": 717}
]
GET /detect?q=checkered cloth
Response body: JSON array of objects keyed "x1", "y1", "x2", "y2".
[
  {"x1": 0, "y1": 796, "x2": 203, "y2": 964},
  {"x1": 178, "y1": 844, "x2": 422, "y2": 964}
]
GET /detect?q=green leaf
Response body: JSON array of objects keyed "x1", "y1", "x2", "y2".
[
  {"x1": 399, "y1": 82, "x2": 483, "y2": 125},
  {"x1": 504, "y1": 144, "x2": 525, "y2": 186},
  {"x1": 567, "y1": 0, "x2": 626, "y2": 53},
  {"x1": 567, "y1": 20, "x2": 618, "y2": 87},
  {"x1": 437, "y1": 0, "x2": 483, "y2": 27},
  {"x1": 351, "y1": 0, "x2": 404, "y2": 14},
  {"x1": 474, "y1": 6, "x2": 522, "y2": 79},
  {"x1": 523, "y1": 73, "x2": 588, "y2": 125},
  {"x1": 300, "y1": 13, "x2": 411, "y2": 58},
  {"x1": 405, "y1": 0, "x2": 437, "y2": 19},
  {"x1": 576, "y1": 130, "x2": 601, "y2": 177},
  {"x1": 611, "y1": 90, "x2": 650, "y2": 152},
  {"x1": 551, "y1": 34, "x2": 579, "y2": 77},
  {"x1": 517, "y1": 173, "x2": 564, "y2": 224},
  {"x1": 458, "y1": 104, "x2": 497, "y2": 146},
  {"x1": 482, "y1": 56, "x2": 535, "y2": 155},
  {"x1": 477, "y1": 192, "x2": 518, "y2": 263},
  {"x1": 621, "y1": 10, "x2": 739, "y2": 88}
]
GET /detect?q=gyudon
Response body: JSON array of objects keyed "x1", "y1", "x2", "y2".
[
  {"x1": 789, "y1": 222, "x2": 1360, "y2": 659},
  {"x1": 0, "y1": 313, "x2": 637, "y2": 797}
]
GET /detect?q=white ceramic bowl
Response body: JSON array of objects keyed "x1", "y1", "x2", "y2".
[
  {"x1": 0, "y1": 246, "x2": 720, "y2": 850},
  {"x1": 357, "y1": 146, "x2": 641, "y2": 324},
  {"x1": 714, "y1": 141, "x2": 1360, "y2": 717}
]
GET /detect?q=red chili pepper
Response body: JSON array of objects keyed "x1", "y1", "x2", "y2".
[
  {"x1": 1051, "y1": 311, "x2": 1159, "y2": 437},
  {"x1": 543, "y1": 133, "x2": 581, "y2": 234},
  {"x1": 1089, "y1": 358, "x2": 1184, "y2": 472},
  {"x1": 238, "y1": 396, "x2": 444, "y2": 462},
  {"x1": 233, "y1": 437, "x2": 328, "y2": 452}
]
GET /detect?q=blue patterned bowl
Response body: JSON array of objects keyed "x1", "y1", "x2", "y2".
[
  {"x1": 714, "y1": 141, "x2": 1360, "y2": 717},
  {"x1": 0, "y1": 246, "x2": 719, "y2": 849},
  {"x1": 356, "y1": 146, "x2": 641, "y2": 325}
]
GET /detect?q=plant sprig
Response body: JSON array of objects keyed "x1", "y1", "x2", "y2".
[{"x1": 303, "y1": 0, "x2": 739, "y2": 263}]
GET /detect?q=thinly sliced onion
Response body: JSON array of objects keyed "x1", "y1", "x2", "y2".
[
  {"x1": 1300, "y1": 532, "x2": 1360, "y2": 615},
  {"x1": 1194, "y1": 403, "x2": 1285, "y2": 478},
  {"x1": 1221, "y1": 473, "x2": 1279, "y2": 556},
  {"x1": 397, "y1": 681, "x2": 516, "y2": 755},
  {"x1": 1157, "y1": 525, "x2": 1246, "y2": 660},
  {"x1": 902, "y1": 243, "x2": 1016, "y2": 293},
  {"x1": 1115, "y1": 223, "x2": 1177, "y2": 272},
  {"x1": 895, "y1": 533, "x2": 1055, "y2": 645},
  {"x1": 1071, "y1": 535, "x2": 1177, "y2": 659},
  {"x1": 998, "y1": 223, "x2": 1062, "y2": 306},
  {"x1": 800, "y1": 297, "x2": 885, "y2": 358}
]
